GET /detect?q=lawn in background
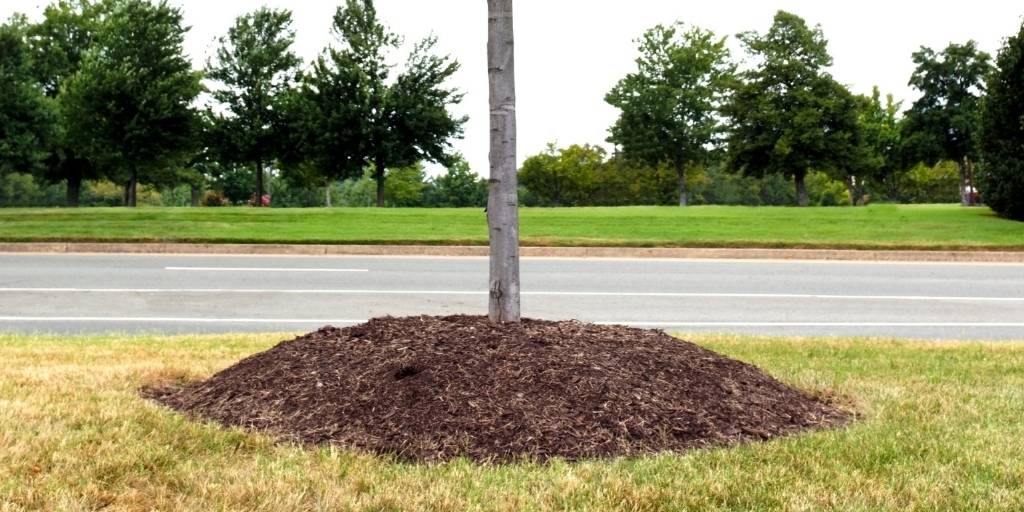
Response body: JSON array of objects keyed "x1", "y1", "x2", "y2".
[
  {"x1": 1, "y1": 204, "x2": 1023, "y2": 249},
  {"x1": 2, "y1": 333, "x2": 1023, "y2": 511}
]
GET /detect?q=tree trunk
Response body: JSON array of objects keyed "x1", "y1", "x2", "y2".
[
  {"x1": 964, "y1": 157, "x2": 978, "y2": 206},
  {"x1": 255, "y1": 157, "x2": 264, "y2": 207},
  {"x1": 675, "y1": 163, "x2": 688, "y2": 207},
  {"x1": 374, "y1": 157, "x2": 386, "y2": 207},
  {"x1": 325, "y1": 179, "x2": 332, "y2": 207},
  {"x1": 795, "y1": 171, "x2": 809, "y2": 207},
  {"x1": 66, "y1": 171, "x2": 82, "y2": 208},
  {"x1": 190, "y1": 185, "x2": 201, "y2": 207},
  {"x1": 487, "y1": 0, "x2": 521, "y2": 323},
  {"x1": 845, "y1": 175, "x2": 865, "y2": 206},
  {"x1": 127, "y1": 169, "x2": 138, "y2": 208},
  {"x1": 957, "y1": 158, "x2": 969, "y2": 206}
]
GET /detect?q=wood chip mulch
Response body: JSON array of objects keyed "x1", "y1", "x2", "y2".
[{"x1": 144, "y1": 315, "x2": 851, "y2": 462}]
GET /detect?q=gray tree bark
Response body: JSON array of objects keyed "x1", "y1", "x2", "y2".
[
  {"x1": 487, "y1": 0, "x2": 521, "y2": 323},
  {"x1": 675, "y1": 162, "x2": 688, "y2": 207},
  {"x1": 374, "y1": 157, "x2": 386, "y2": 208},
  {"x1": 255, "y1": 157, "x2": 264, "y2": 207},
  {"x1": 127, "y1": 169, "x2": 138, "y2": 208},
  {"x1": 957, "y1": 158, "x2": 970, "y2": 206},
  {"x1": 794, "y1": 171, "x2": 809, "y2": 207}
]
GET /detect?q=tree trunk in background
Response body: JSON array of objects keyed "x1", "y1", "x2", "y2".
[
  {"x1": 487, "y1": 0, "x2": 521, "y2": 323},
  {"x1": 255, "y1": 157, "x2": 264, "y2": 207},
  {"x1": 845, "y1": 175, "x2": 865, "y2": 206},
  {"x1": 325, "y1": 179, "x2": 332, "y2": 207},
  {"x1": 66, "y1": 172, "x2": 82, "y2": 208},
  {"x1": 966, "y1": 159, "x2": 974, "y2": 207},
  {"x1": 957, "y1": 158, "x2": 970, "y2": 206},
  {"x1": 675, "y1": 163, "x2": 688, "y2": 207},
  {"x1": 190, "y1": 185, "x2": 201, "y2": 207},
  {"x1": 374, "y1": 157, "x2": 386, "y2": 207},
  {"x1": 127, "y1": 169, "x2": 138, "y2": 207},
  {"x1": 795, "y1": 171, "x2": 809, "y2": 207}
]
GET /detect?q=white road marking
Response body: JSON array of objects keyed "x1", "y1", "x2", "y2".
[
  {"x1": 0, "y1": 316, "x2": 365, "y2": 324},
  {"x1": 164, "y1": 267, "x2": 369, "y2": 273},
  {"x1": 597, "y1": 321, "x2": 1024, "y2": 328},
  {"x1": 1, "y1": 288, "x2": 1022, "y2": 302},
  {"x1": 0, "y1": 316, "x2": 1022, "y2": 328}
]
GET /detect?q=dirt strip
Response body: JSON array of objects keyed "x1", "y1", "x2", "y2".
[{"x1": 2, "y1": 242, "x2": 1024, "y2": 262}]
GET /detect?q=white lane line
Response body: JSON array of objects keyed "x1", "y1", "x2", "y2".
[
  {"x1": 164, "y1": 267, "x2": 369, "y2": 273},
  {"x1": 0, "y1": 316, "x2": 1023, "y2": 328},
  {"x1": 598, "y1": 321, "x2": 1024, "y2": 328},
  {"x1": 0, "y1": 316, "x2": 365, "y2": 324},
  {"x1": 1, "y1": 288, "x2": 1023, "y2": 302}
]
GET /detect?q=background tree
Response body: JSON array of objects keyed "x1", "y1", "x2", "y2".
[
  {"x1": 487, "y1": 0, "x2": 519, "y2": 323},
  {"x1": 0, "y1": 17, "x2": 55, "y2": 177},
  {"x1": 519, "y1": 143, "x2": 603, "y2": 206},
  {"x1": 206, "y1": 7, "x2": 300, "y2": 207},
  {"x1": 606, "y1": 22, "x2": 734, "y2": 207},
  {"x1": 841, "y1": 87, "x2": 902, "y2": 205},
  {"x1": 426, "y1": 156, "x2": 487, "y2": 207},
  {"x1": 979, "y1": 22, "x2": 1024, "y2": 220},
  {"x1": 725, "y1": 11, "x2": 859, "y2": 207},
  {"x1": 62, "y1": 0, "x2": 201, "y2": 207},
  {"x1": 25, "y1": 0, "x2": 104, "y2": 206},
  {"x1": 902, "y1": 41, "x2": 992, "y2": 206},
  {"x1": 297, "y1": 0, "x2": 465, "y2": 207}
]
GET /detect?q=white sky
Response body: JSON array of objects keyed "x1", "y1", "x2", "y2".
[{"x1": 4, "y1": 1, "x2": 1023, "y2": 177}]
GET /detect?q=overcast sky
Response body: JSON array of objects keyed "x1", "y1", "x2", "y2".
[{"x1": 4, "y1": 1, "x2": 1023, "y2": 176}]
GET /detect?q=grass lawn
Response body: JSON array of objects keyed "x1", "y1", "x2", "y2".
[
  {"x1": 2, "y1": 333, "x2": 1023, "y2": 511},
  {"x1": 0, "y1": 204, "x2": 1022, "y2": 250}
]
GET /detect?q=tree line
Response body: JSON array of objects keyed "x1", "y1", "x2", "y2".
[
  {"x1": 1, "y1": 3, "x2": 1022, "y2": 219},
  {"x1": 593, "y1": 11, "x2": 1024, "y2": 217},
  {"x1": 0, "y1": 0, "x2": 465, "y2": 208}
]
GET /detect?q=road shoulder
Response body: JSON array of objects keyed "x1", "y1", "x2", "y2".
[{"x1": 2, "y1": 242, "x2": 1024, "y2": 263}]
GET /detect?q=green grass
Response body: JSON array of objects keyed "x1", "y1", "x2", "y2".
[
  {"x1": 2, "y1": 333, "x2": 1023, "y2": 511},
  {"x1": 1, "y1": 204, "x2": 1022, "y2": 250}
]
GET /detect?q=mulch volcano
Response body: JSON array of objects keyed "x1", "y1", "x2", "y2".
[{"x1": 145, "y1": 315, "x2": 851, "y2": 462}]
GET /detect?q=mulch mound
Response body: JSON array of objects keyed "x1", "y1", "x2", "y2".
[{"x1": 145, "y1": 315, "x2": 850, "y2": 462}]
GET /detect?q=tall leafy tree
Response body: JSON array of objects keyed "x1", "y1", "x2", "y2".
[
  {"x1": 25, "y1": 0, "x2": 105, "y2": 206},
  {"x1": 206, "y1": 7, "x2": 300, "y2": 206},
  {"x1": 725, "y1": 11, "x2": 859, "y2": 207},
  {"x1": 0, "y1": 17, "x2": 55, "y2": 177},
  {"x1": 606, "y1": 22, "x2": 734, "y2": 207},
  {"x1": 979, "y1": 22, "x2": 1024, "y2": 220},
  {"x1": 298, "y1": 0, "x2": 466, "y2": 207},
  {"x1": 842, "y1": 87, "x2": 902, "y2": 205},
  {"x1": 62, "y1": 0, "x2": 202, "y2": 207},
  {"x1": 902, "y1": 41, "x2": 993, "y2": 206}
]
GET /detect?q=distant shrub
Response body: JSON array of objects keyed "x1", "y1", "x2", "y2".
[{"x1": 201, "y1": 191, "x2": 229, "y2": 207}]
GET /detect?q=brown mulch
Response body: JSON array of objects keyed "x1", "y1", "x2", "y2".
[{"x1": 144, "y1": 315, "x2": 851, "y2": 463}]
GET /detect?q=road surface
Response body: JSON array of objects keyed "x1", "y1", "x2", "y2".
[{"x1": 1, "y1": 253, "x2": 1022, "y2": 340}]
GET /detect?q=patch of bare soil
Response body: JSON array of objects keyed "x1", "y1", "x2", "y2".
[{"x1": 145, "y1": 316, "x2": 850, "y2": 462}]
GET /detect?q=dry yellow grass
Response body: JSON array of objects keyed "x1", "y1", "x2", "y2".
[{"x1": 1, "y1": 332, "x2": 1023, "y2": 511}]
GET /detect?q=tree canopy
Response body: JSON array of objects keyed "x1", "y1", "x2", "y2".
[
  {"x1": 979, "y1": 22, "x2": 1024, "y2": 220},
  {"x1": 902, "y1": 41, "x2": 993, "y2": 206},
  {"x1": 294, "y1": 0, "x2": 465, "y2": 207},
  {"x1": 606, "y1": 22, "x2": 734, "y2": 206},
  {"x1": 0, "y1": 18, "x2": 54, "y2": 176},
  {"x1": 206, "y1": 7, "x2": 301, "y2": 205},
  {"x1": 62, "y1": 0, "x2": 202, "y2": 206},
  {"x1": 724, "y1": 11, "x2": 860, "y2": 206}
]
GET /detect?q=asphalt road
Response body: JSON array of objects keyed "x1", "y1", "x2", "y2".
[{"x1": 0, "y1": 253, "x2": 1022, "y2": 340}]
